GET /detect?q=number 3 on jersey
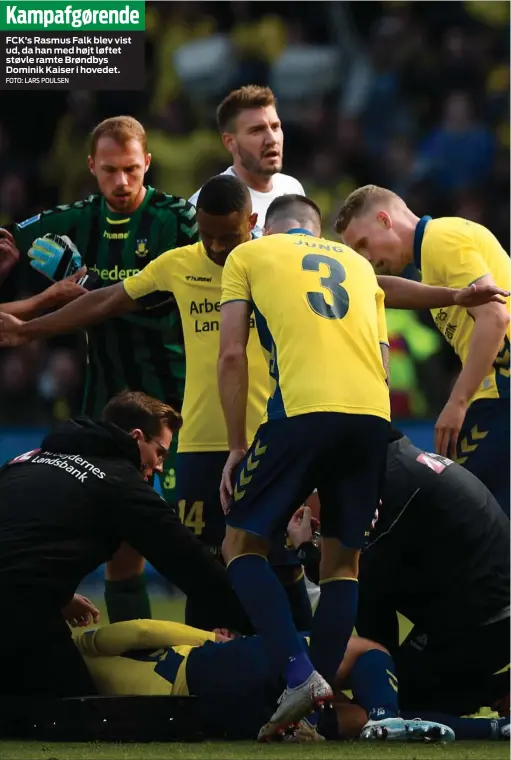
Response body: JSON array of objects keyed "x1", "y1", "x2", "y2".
[
  {"x1": 178, "y1": 499, "x2": 206, "y2": 536},
  {"x1": 302, "y1": 253, "x2": 349, "y2": 320}
]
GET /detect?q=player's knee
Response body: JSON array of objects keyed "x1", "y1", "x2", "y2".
[
  {"x1": 222, "y1": 527, "x2": 268, "y2": 565},
  {"x1": 106, "y1": 542, "x2": 146, "y2": 581},
  {"x1": 320, "y1": 538, "x2": 359, "y2": 581}
]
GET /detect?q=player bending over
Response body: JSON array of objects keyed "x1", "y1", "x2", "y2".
[
  {"x1": 337, "y1": 186, "x2": 511, "y2": 513},
  {"x1": 289, "y1": 428, "x2": 510, "y2": 739}
]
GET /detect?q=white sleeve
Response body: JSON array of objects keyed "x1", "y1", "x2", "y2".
[{"x1": 188, "y1": 188, "x2": 200, "y2": 207}]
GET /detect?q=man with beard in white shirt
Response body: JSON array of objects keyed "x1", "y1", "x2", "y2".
[{"x1": 189, "y1": 86, "x2": 304, "y2": 237}]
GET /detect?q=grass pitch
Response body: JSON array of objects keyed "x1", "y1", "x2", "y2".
[
  {"x1": 0, "y1": 590, "x2": 505, "y2": 759},
  {"x1": 0, "y1": 740, "x2": 507, "y2": 760}
]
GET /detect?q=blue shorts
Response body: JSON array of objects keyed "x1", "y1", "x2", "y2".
[
  {"x1": 186, "y1": 634, "x2": 309, "y2": 739},
  {"x1": 456, "y1": 398, "x2": 510, "y2": 516},
  {"x1": 226, "y1": 412, "x2": 389, "y2": 549},
  {"x1": 176, "y1": 451, "x2": 299, "y2": 566}
]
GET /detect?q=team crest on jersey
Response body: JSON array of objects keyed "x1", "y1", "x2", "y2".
[{"x1": 135, "y1": 239, "x2": 149, "y2": 257}]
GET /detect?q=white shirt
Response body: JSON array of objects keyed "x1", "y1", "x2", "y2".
[{"x1": 188, "y1": 166, "x2": 305, "y2": 237}]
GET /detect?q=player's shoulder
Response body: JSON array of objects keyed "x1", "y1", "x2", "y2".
[
  {"x1": 148, "y1": 188, "x2": 196, "y2": 218},
  {"x1": 272, "y1": 173, "x2": 305, "y2": 195},
  {"x1": 427, "y1": 216, "x2": 485, "y2": 245},
  {"x1": 188, "y1": 167, "x2": 233, "y2": 207},
  {"x1": 16, "y1": 194, "x2": 100, "y2": 229}
]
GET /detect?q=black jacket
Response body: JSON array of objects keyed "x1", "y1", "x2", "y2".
[
  {"x1": 299, "y1": 433, "x2": 510, "y2": 652},
  {"x1": 0, "y1": 418, "x2": 247, "y2": 630},
  {"x1": 357, "y1": 435, "x2": 510, "y2": 652}
]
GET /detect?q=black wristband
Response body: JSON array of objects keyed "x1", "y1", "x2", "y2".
[{"x1": 77, "y1": 271, "x2": 102, "y2": 291}]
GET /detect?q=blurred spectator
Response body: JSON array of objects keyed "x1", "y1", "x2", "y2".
[
  {"x1": 417, "y1": 91, "x2": 495, "y2": 193},
  {"x1": 37, "y1": 349, "x2": 83, "y2": 422},
  {"x1": 0, "y1": 174, "x2": 29, "y2": 227}
]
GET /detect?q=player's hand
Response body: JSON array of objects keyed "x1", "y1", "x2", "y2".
[
  {"x1": 213, "y1": 628, "x2": 237, "y2": 642},
  {"x1": 62, "y1": 594, "x2": 100, "y2": 628},
  {"x1": 220, "y1": 448, "x2": 247, "y2": 513},
  {"x1": 0, "y1": 228, "x2": 20, "y2": 282},
  {"x1": 434, "y1": 397, "x2": 467, "y2": 459},
  {"x1": 454, "y1": 282, "x2": 510, "y2": 307},
  {"x1": 0, "y1": 312, "x2": 28, "y2": 347},
  {"x1": 44, "y1": 268, "x2": 88, "y2": 307},
  {"x1": 287, "y1": 506, "x2": 316, "y2": 549},
  {"x1": 28, "y1": 233, "x2": 83, "y2": 282}
]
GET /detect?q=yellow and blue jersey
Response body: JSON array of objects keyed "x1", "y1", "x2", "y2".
[
  {"x1": 413, "y1": 216, "x2": 510, "y2": 403},
  {"x1": 124, "y1": 242, "x2": 269, "y2": 452},
  {"x1": 221, "y1": 230, "x2": 391, "y2": 423},
  {"x1": 76, "y1": 619, "x2": 216, "y2": 697}
]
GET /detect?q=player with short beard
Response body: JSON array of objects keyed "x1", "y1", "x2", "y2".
[{"x1": 189, "y1": 86, "x2": 304, "y2": 237}]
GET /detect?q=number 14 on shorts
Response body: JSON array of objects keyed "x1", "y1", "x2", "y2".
[{"x1": 178, "y1": 499, "x2": 206, "y2": 536}]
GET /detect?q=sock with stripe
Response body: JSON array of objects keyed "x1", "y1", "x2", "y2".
[
  {"x1": 309, "y1": 577, "x2": 358, "y2": 687},
  {"x1": 401, "y1": 712, "x2": 508, "y2": 740},
  {"x1": 104, "y1": 573, "x2": 151, "y2": 623},
  {"x1": 350, "y1": 649, "x2": 399, "y2": 721},
  {"x1": 227, "y1": 554, "x2": 314, "y2": 688}
]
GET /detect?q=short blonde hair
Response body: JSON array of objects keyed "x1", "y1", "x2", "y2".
[
  {"x1": 335, "y1": 185, "x2": 400, "y2": 234},
  {"x1": 216, "y1": 85, "x2": 277, "y2": 133},
  {"x1": 90, "y1": 116, "x2": 147, "y2": 156}
]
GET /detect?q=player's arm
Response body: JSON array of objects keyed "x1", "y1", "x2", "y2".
[
  {"x1": 76, "y1": 620, "x2": 215, "y2": 657},
  {"x1": 378, "y1": 275, "x2": 509, "y2": 310},
  {"x1": 436, "y1": 274, "x2": 510, "y2": 457},
  {"x1": 0, "y1": 271, "x2": 87, "y2": 319},
  {"x1": 218, "y1": 252, "x2": 252, "y2": 453},
  {"x1": 106, "y1": 475, "x2": 250, "y2": 632},
  {"x1": 376, "y1": 285, "x2": 390, "y2": 385},
  {"x1": 0, "y1": 282, "x2": 136, "y2": 346},
  {"x1": 0, "y1": 255, "x2": 173, "y2": 347}
]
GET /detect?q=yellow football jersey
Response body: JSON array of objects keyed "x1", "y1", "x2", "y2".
[
  {"x1": 221, "y1": 230, "x2": 390, "y2": 422},
  {"x1": 76, "y1": 620, "x2": 215, "y2": 697},
  {"x1": 413, "y1": 216, "x2": 511, "y2": 403},
  {"x1": 124, "y1": 242, "x2": 269, "y2": 452}
]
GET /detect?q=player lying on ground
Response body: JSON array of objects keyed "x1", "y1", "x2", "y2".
[
  {"x1": 75, "y1": 617, "x2": 463, "y2": 743},
  {"x1": 337, "y1": 185, "x2": 511, "y2": 513},
  {"x1": 288, "y1": 428, "x2": 510, "y2": 735}
]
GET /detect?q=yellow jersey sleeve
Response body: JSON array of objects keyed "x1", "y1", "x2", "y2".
[
  {"x1": 75, "y1": 620, "x2": 215, "y2": 657},
  {"x1": 221, "y1": 248, "x2": 251, "y2": 305},
  {"x1": 423, "y1": 225, "x2": 491, "y2": 289},
  {"x1": 376, "y1": 286, "x2": 388, "y2": 345},
  {"x1": 123, "y1": 249, "x2": 177, "y2": 300}
]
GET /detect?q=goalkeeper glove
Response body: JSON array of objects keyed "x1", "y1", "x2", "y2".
[{"x1": 28, "y1": 233, "x2": 82, "y2": 282}]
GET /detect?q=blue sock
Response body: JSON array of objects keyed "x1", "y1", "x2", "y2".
[
  {"x1": 227, "y1": 554, "x2": 314, "y2": 688},
  {"x1": 350, "y1": 649, "x2": 399, "y2": 721},
  {"x1": 309, "y1": 577, "x2": 358, "y2": 688},
  {"x1": 401, "y1": 712, "x2": 507, "y2": 740},
  {"x1": 284, "y1": 573, "x2": 313, "y2": 631}
]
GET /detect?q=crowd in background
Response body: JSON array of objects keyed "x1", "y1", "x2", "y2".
[{"x1": 0, "y1": 0, "x2": 509, "y2": 426}]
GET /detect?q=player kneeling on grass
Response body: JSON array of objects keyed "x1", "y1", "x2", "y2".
[
  {"x1": 287, "y1": 430, "x2": 510, "y2": 742},
  {"x1": 74, "y1": 616, "x2": 456, "y2": 743}
]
